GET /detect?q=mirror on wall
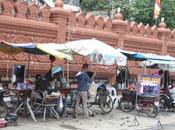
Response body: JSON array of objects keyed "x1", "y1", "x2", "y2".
[{"x1": 12, "y1": 65, "x2": 26, "y2": 83}]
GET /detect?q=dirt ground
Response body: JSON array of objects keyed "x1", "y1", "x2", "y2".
[{"x1": 2, "y1": 107, "x2": 175, "y2": 130}]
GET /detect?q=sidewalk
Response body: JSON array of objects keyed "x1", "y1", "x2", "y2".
[{"x1": 3, "y1": 109, "x2": 175, "y2": 130}]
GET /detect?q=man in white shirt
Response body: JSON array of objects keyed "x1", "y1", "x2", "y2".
[{"x1": 169, "y1": 80, "x2": 175, "y2": 100}]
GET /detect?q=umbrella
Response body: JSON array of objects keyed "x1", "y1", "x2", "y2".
[
  {"x1": 37, "y1": 43, "x2": 72, "y2": 61},
  {"x1": 139, "y1": 59, "x2": 175, "y2": 72},
  {"x1": 120, "y1": 49, "x2": 175, "y2": 61},
  {"x1": 119, "y1": 49, "x2": 145, "y2": 61},
  {"x1": 38, "y1": 39, "x2": 127, "y2": 66},
  {"x1": 0, "y1": 40, "x2": 72, "y2": 60},
  {"x1": 0, "y1": 40, "x2": 72, "y2": 81}
]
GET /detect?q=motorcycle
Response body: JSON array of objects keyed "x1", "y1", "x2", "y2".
[
  {"x1": 119, "y1": 90, "x2": 158, "y2": 118},
  {"x1": 0, "y1": 89, "x2": 16, "y2": 118},
  {"x1": 0, "y1": 89, "x2": 9, "y2": 118},
  {"x1": 159, "y1": 89, "x2": 175, "y2": 111}
]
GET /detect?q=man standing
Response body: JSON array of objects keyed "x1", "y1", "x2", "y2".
[{"x1": 74, "y1": 64, "x2": 93, "y2": 118}]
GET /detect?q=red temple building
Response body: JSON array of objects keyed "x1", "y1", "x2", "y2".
[{"x1": 0, "y1": 0, "x2": 175, "y2": 84}]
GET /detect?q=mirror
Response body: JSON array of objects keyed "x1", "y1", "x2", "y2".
[{"x1": 12, "y1": 65, "x2": 26, "y2": 83}]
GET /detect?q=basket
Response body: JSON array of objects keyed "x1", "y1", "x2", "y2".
[{"x1": 0, "y1": 119, "x2": 7, "y2": 128}]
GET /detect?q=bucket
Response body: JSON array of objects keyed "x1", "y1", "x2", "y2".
[{"x1": 0, "y1": 119, "x2": 7, "y2": 128}]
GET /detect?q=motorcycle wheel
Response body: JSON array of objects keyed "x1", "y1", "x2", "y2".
[
  {"x1": 146, "y1": 103, "x2": 158, "y2": 118},
  {"x1": 119, "y1": 99, "x2": 135, "y2": 112},
  {"x1": 0, "y1": 101, "x2": 7, "y2": 118}
]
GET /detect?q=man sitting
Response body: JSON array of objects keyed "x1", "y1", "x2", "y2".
[{"x1": 169, "y1": 80, "x2": 175, "y2": 100}]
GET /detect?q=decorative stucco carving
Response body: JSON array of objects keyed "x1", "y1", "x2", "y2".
[
  {"x1": 76, "y1": 11, "x2": 85, "y2": 27},
  {"x1": 95, "y1": 16, "x2": 104, "y2": 30},
  {"x1": 27, "y1": 3, "x2": 39, "y2": 20},
  {"x1": 14, "y1": 0, "x2": 27, "y2": 18},
  {"x1": 39, "y1": 4, "x2": 50, "y2": 22},
  {"x1": 68, "y1": 11, "x2": 76, "y2": 26},
  {"x1": 85, "y1": 13, "x2": 95, "y2": 28},
  {"x1": 104, "y1": 18, "x2": 112, "y2": 31},
  {"x1": 137, "y1": 23, "x2": 145, "y2": 35},
  {"x1": 130, "y1": 21, "x2": 138, "y2": 33},
  {"x1": 145, "y1": 24, "x2": 151, "y2": 37},
  {"x1": 1, "y1": 0, "x2": 14, "y2": 16}
]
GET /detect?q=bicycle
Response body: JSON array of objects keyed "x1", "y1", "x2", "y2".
[
  {"x1": 67, "y1": 82, "x2": 113, "y2": 116},
  {"x1": 87, "y1": 82, "x2": 114, "y2": 114}
]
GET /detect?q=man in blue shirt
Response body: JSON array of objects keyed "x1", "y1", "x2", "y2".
[{"x1": 74, "y1": 64, "x2": 93, "y2": 118}]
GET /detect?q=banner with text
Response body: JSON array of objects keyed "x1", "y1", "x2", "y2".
[{"x1": 137, "y1": 74, "x2": 161, "y2": 97}]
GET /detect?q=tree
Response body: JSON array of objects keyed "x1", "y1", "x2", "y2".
[
  {"x1": 80, "y1": 0, "x2": 175, "y2": 29},
  {"x1": 80, "y1": 0, "x2": 110, "y2": 11},
  {"x1": 117, "y1": 0, "x2": 175, "y2": 29}
]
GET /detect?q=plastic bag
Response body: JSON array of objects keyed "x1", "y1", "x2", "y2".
[
  {"x1": 89, "y1": 81, "x2": 97, "y2": 96},
  {"x1": 58, "y1": 95, "x2": 63, "y2": 109}
]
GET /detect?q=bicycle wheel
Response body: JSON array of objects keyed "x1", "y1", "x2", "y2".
[
  {"x1": 99, "y1": 93, "x2": 113, "y2": 114},
  {"x1": 119, "y1": 99, "x2": 135, "y2": 112},
  {"x1": 0, "y1": 101, "x2": 7, "y2": 118},
  {"x1": 146, "y1": 103, "x2": 158, "y2": 118}
]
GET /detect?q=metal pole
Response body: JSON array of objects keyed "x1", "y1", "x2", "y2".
[
  {"x1": 67, "y1": 28, "x2": 71, "y2": 83},
  {"x1": 124, "y1": 64, "x2": 127, "y2": 89},
  {"x1": 27, "y1": 54, "x2": 30, "y2": 81}
]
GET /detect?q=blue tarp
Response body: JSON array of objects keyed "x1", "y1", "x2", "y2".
[
  {"x1": 0, "y1": 41, "x2": 46, "y2": 55},
  {"x1": 51, "y1": 66, "x2": 63, "y2": 75},
  {"x1": 0, "y1": 40, "x2": 72, "y2": 61},
  {"x1": 120, "y1": 49, "x2": 175, "y2": 61}
]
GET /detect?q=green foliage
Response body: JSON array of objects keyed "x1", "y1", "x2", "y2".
[
  {"x1": 117, "y1": 0, "x2": 175, "y2": 29},
  {"x1": 117, "y1": 0, "x2": 155, "y2": 26},
  {"x1": 80, "y1": 0, "x2": 175, "y2": 29},
  {"x1": 80, "y1": 0, "x2": 111, "y2": 11}
]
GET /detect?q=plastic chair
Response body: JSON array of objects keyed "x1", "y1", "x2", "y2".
[
  {"x1": 106, "y1": 87, "x2": 118, "y2": 108},
  {"x1": 32, "y1": 90, "x2": 59, "y2": 121}
]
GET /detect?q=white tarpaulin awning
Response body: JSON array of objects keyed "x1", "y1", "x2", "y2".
[
  {"x1": 38, "y1": 39, "x2": 127, "y2": 66},
  {"x1": 60, "y1": 39, "x2": 127, "y2": 66}
]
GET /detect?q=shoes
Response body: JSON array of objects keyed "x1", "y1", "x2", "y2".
[
  {"x1": 90, "y1": 113, "x2": 95, "y2": 117},
  {"x1": 73, "y1": 114, "x2": 77, "y2": 118},
  {"x1": 88, "y1": 112, "x2": 95, "y2": 117}
]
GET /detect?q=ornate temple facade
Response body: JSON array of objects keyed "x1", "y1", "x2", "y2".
[{"x1": 0, "y1": 0, "x2": 175, "y2": 83}]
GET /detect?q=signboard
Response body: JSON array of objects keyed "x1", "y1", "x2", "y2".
[{"x1": 136, "y1": 74, "x2": 161, "y2": 97}]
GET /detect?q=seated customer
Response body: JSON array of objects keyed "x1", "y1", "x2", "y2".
[
  {"x1": 48, "y1": 78, "x2": 61, "y2": 96},
  {"x1": 35, "y1": 75, "x2": 50, "y2": 93},
  {"x1": 169, "y1": 80, "x2": 175, "y2": 100}
]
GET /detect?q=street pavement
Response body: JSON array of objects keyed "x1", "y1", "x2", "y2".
[{"x1": 2, "y1": 108, "x2": 175, "y2": 130}]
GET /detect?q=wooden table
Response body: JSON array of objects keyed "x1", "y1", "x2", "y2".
[{"x1": 59, "y1": 88, "x2": 77, "y2": 98}]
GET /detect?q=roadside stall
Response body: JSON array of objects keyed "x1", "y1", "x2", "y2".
[
  {"x1": 0, "y1": 40, "x2": 72, "y2": 122},
  {"x1": 37, "y1": 38, "x2": 127, "y2": 114},
  {"x1": 119, "y1": 49, "x2": 175, "y2": 128},
  {"x1": 139, "y1": 58, "x2": 175, "y2": 112},
  {"x1": 0, "y1": 39, "x2": 127, "y2": 122}
]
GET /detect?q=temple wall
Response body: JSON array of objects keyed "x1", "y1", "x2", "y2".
[{"x1": 0, "y1": 0, "x2": 175, "y2": 83}]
